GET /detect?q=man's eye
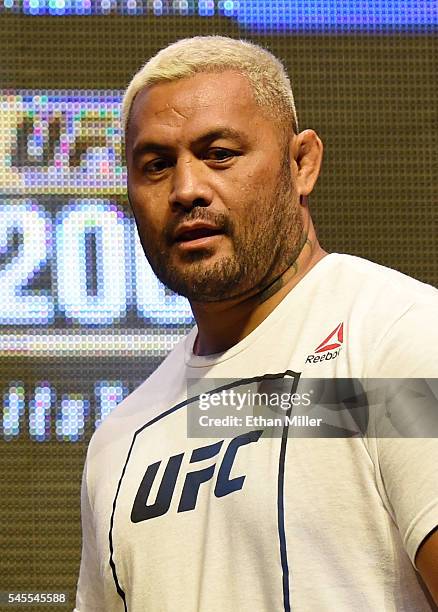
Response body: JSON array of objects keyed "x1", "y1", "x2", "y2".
[
  {"x1": 206, "y1": 148, "x2": 236, "y2": 162},
  {"x1": 144, "y1": 159, "x2": 170, "y2": 174}
]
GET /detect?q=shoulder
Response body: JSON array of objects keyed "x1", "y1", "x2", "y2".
[
  {"x1": 323, "y1": 254, "x2": 438, "y2": 376},
  {"x1": 334, "y1": 255, "x2": 438, "y2": 377},
  {"x1": 330, "y1": 253, "x2": 437, "y2": 304},
  {"x1": 330, "y1": 253, "x2": 438, "y2": 331}
]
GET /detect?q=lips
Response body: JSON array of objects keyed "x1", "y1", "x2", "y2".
[{"x1": 174, "y1": 223, "x2": 224, "y2": 242}]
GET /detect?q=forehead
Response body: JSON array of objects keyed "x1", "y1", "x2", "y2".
[{"x1": 127, "y1": 71, "x2": 268, "y2": 146}]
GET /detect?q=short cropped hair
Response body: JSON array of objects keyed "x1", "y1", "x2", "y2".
[{"x1": 122, "y1": 36, "x2": 299, "y2": 138}]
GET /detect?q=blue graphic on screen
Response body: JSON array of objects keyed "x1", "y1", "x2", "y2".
[
  {"x1": 2, "y1": 380, "x2": 131, "y2": 442},
  {"x1": 1, "y1": 0, "x2": 436, "y2": 33},
  {"x1": 0, "y1": 91, "x2": 195, "y2": 443},
  {"x1": 2, "y1": 383, "x2": 25, "y2": 440},
  {"x1": 0, "y1": 200, "x2": 194, "y2": 326},
  {"x1": 0, "y1": 91, "x2": 193, "y2": 328},
  {"x1": 0, "y1": 91, "x2": 125, "y2": 194}
]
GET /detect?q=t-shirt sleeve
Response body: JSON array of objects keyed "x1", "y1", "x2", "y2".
[
  {"x1": 373, "y1": 436, "x2": 438, "y2": 567},
  {"x1": 74, "y1": 459, "x2": 106, "y2": 611},
  {"x1": 367, "y1": 299, "x2": 438, "y2": 567}
]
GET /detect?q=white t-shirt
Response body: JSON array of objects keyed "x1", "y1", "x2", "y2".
[{"x1": 75, "y1": 253, "x2": 438, "y2": 612}]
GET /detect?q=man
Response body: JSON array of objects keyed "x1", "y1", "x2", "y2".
[{"x1": 75, "y1": 36, "x2": 438, "y2": 611}]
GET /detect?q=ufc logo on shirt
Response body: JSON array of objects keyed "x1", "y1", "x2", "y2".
[{"x1": 131, "y1": 429, "x2": 263, "y2": 522}]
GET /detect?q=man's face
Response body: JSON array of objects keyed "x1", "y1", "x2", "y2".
[{"x1": 126, "y1": 70, "x2": 304, "y2": 302}]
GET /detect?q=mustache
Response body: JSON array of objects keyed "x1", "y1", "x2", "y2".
[{"x1": 165, "y1": 208, "x2": 233, "y2": 244}]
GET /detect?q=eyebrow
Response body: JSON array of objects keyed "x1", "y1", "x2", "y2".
[{"x1": 131, "y1": 127, "x2": 249, "y2": 162}]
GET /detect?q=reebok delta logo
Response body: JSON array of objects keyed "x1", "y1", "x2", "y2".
[{"x1": 306, "y1": 322, "x2": 344, "y2": 364}]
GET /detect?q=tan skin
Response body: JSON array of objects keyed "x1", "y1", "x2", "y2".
[
  {"x1": 416, "y1": 531, "x2": 438, "y2": 604},
  {"x1": 126, "y1": 71, "x2": 437, "y2": 600},
  {"x1": 127, "y1": 70, "x2": 326, "y2": 354}
]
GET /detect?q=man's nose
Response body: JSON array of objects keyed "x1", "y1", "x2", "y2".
[{"x1": 168, "y1": 157, "x2": 213, "y2": 210}]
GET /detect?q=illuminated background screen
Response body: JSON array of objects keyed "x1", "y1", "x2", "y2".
[{"x1": 1, "y1": 2, "x2": 437, "y2": 608}]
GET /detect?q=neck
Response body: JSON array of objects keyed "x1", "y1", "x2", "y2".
[{"x1": 191, "y1": 220, "x2": 327, "y2": 356}]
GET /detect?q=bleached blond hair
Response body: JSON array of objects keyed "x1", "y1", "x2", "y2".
[{"x1": 122, "y1": 36, "x2": 299, "y2": 138}]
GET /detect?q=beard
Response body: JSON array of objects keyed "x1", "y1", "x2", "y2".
[{"x1": 136, "y1": 152, "x2": 304, "y2": 302}]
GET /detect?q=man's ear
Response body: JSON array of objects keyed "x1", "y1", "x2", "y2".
[{"x1": 290, "y1": 129, "x2": 324, "y2": 197}]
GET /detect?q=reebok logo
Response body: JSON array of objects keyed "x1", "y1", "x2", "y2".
[{"x1": 306, "y1": 323, "x2": 344, "y2": 364}]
